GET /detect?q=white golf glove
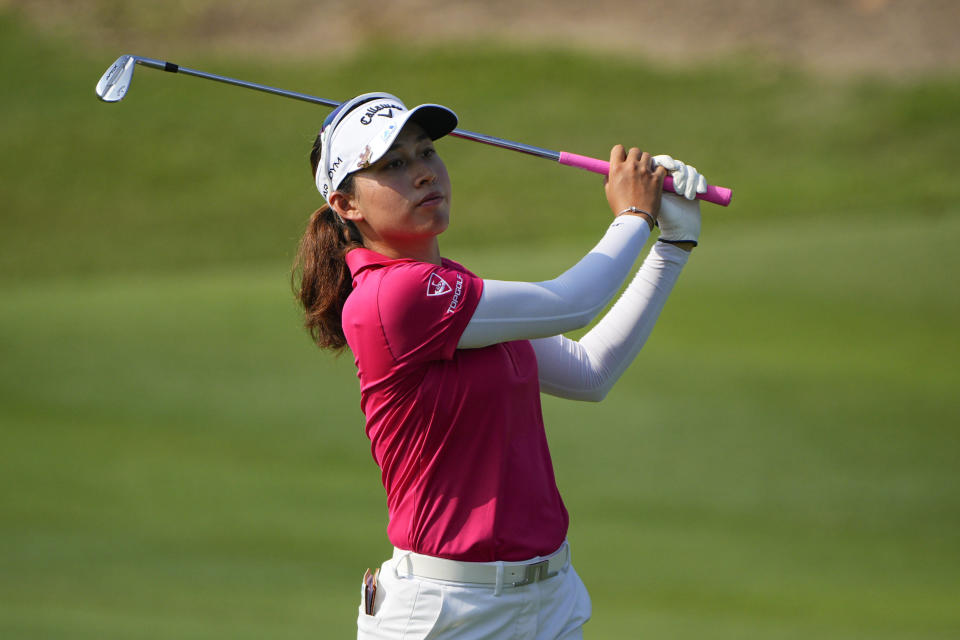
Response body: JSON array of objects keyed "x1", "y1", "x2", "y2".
[
  {"x1": 657, "y1": 192, "x2": 701, "y2": 246},
  {"x1": 653, "y1": 154, "x2": 707, "y2": 201}
]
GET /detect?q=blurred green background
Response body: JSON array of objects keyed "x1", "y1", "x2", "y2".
[{"x1": 1, "y1": 3, "x2": 958, "y2": 638}]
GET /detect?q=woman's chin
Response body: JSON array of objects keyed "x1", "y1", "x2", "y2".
[{"x1": 426, "y1": 211, "x2": 451, "y2": 236}]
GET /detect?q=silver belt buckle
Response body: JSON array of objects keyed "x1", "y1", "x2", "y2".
[{"x1": 513, "y1": 559, "x2": 556, "y2": 587}]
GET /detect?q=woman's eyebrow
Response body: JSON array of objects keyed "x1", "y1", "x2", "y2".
[{"x1": 387, "y1": 133, "x2": 432, "y2": 153}]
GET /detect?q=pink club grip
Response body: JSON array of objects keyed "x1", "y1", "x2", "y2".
[{"x1": 558, "y1": 151, "x2": 732, "y2": 207}]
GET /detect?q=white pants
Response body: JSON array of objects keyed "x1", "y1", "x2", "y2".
[{"x1": 356, "y1": 549, "x2": 592, "y2": 639}]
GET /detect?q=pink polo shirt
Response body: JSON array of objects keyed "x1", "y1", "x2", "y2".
[{"x1": 342, "y1": 248, "x2": 569, "y2": 562}]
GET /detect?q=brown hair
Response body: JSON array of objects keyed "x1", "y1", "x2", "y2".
[{"x1": 292, "y1": 133, "x2": 364, "y2": 351}]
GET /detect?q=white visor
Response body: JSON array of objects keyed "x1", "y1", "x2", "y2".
[{"x1": 315, "y1": 92, "x2": 458, "y2": 201}]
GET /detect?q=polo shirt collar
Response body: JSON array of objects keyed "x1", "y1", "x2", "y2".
[{"x1": 345, "y1": 248, "x2": 417, "y2": 278}]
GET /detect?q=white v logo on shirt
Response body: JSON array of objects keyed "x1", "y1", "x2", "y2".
[{"x1": 427, "y1": 273, "x2": 453, "y2": 297}]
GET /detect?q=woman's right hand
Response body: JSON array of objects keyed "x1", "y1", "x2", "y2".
[{"x1": 604, "y1": 145, "x2": 667, "y2": 229}]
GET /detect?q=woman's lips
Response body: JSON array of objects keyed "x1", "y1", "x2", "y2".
[{"x1": 418, "y1": 192, "x2": 444, "y2": 207}]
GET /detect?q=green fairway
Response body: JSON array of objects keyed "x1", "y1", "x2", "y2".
[{"x1": 2, "y1": 9, "x2": 959, "y2": 639}]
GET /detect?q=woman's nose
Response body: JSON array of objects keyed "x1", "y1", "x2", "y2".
[{"x1": 413, "y1": 160, "x2": 436, "y2": 186}]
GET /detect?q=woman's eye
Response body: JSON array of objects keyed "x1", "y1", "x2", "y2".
[
  {"x1": 386, "y1": 158, "x2": 404, "y2": 169},
  {"x1": 422, "y1": 147, "x2": 436, "y2": 158}
]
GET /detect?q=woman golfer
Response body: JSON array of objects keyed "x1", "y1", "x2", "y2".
[{"x1": 294, "y1": 92, "x2": 706, "y2": 639}]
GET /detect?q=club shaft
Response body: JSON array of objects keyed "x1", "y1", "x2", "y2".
[
  {"x1": 138, "y1": 58, "x2": 561, "y2": 161},
  {"x1": 127, "y1": 56, "x2": 731, "y2": 204},
  {"x1": 449, "y1": 130, "x2": 561, "y2": 161},
  {"x1": 136, "y1": 57, "x2": 340, "y2": 108}
]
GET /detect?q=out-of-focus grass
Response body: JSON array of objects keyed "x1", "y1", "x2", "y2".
[{"x1": 1, "y1": 9, "x2": 958, "y2": 639}]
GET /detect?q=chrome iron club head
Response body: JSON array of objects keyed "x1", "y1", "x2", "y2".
[{"x1": 95, "y1": 54, "x2": 137, "y2": 102}]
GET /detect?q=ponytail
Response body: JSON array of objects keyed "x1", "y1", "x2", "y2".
[{"x1": 294, "y1": 132, "x2": 363, "y2": 352}]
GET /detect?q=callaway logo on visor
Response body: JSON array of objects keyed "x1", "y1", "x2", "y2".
[{"x1": 360, "y1": 103, "x2": 403, "y2": 124}]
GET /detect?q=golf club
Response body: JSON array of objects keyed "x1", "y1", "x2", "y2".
[{"x1": 96, "y1": 54, "x2": 732, "y2": 206}]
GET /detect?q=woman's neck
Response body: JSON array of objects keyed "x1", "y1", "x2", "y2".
[{"x1": 362, "y1": 238, "x2": 441, "y2": 265}]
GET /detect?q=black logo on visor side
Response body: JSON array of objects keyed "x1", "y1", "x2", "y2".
[
  {"x1": 360, "y1": 103, "x2": 404, "y2": 125},
  {"x1": 327, "y1": 156, "x2": 343, "y2": 180}
]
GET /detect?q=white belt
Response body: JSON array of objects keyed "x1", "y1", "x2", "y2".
[{"x1": 392, "y1": 542, "x2": 569, "y2": 595}]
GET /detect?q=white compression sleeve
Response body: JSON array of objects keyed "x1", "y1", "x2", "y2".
[
  {"x1": 531, "y1": 241, "x2": 690, "y2": 402},
  {"x1": 457, "y1": 215, "x2": 651, "y2": 349}
]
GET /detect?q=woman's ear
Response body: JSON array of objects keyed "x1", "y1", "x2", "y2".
[{"x1": 329, "y1": 190, "x2": 362, "y2": 223}]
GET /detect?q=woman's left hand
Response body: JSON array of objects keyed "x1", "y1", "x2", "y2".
[
  {"x1": 652, "y1": 155, "x2": 708, "y2": 201},
  {"x1": 657, "y1": 193, "x2": 701, "y2": 249}
]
